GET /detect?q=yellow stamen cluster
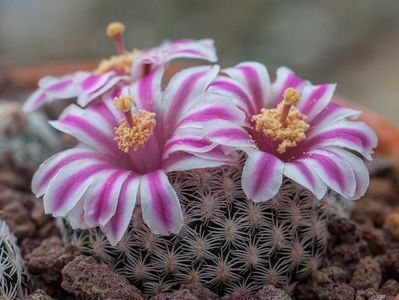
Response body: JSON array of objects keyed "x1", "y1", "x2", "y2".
[
  {"x1": 252, "y1": 88, "x2": 309, "y2": 154},
  {"x1": 95, "y1": 50, "x2": 142, "y2": 75},
  {"x1": 106, "y1": 22, "x2": 125, "y2": 37},
  {"x1": 114, "y1": 110, "x2": 156, "y2": 153},
  {"x1": 114, "y1": 95, "x2": 133, "y2": 112}
]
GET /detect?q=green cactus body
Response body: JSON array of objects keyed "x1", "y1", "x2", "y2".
[
  {"x1": 64, "y1": 158, "x2": 328, "y2": 295},
  {"x1": 0, "y1": 220, "x2": 27, "y2": 300}
]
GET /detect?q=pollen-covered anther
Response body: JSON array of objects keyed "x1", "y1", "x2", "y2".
[
  {"x1": 114, "y1": 109, "x2": 156, "y2": 153},
  {"x1": 106, "y1": 22, "x2": 125, "y2": 37},
  {"x1": 95, "y1": 50, "x2": 142, "y2": 75},
  {"x1": 252, "y1": 87, "x2": 309, "y2": 154},
  {"x1": 283, "y1": 87, "x2": 301, "y2": 106},
  {"x1": 114, "y1": 95, "x2": 133, "y2": 112}
]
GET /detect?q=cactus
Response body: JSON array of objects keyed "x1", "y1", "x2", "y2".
[
  {"x1": 0, "y1": 101, "x2": 60, "y2": 165},
  {"x1": 62, "y1": 155, "x2": 328, "y2": 295},
  {"x1": 0, "y1": 219, "x2": 27, "y2": 300}
]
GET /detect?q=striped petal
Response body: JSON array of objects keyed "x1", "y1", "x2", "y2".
[
  {"x1": 306, "y1": 121, "x2": 377, "y2": 160},
  {"x1": 165, "y1": 39, "x2": 218, "y2": 62},
  {"x1": 66, "y1": 196, "x2": 88, "y2": 229},
  {"x1": 139, "y1": 170, "x2": 183, "y2": 234},
  {"x1": 271, "y1": 67, "x2": 307, "y2": 107},
  {"x1": 163, "y1": 147, "x2": 238, "y2": 172},
  {"x1": 83, "y1": 169, "x2": 130, "y2": 227},
  {"x1": 23, "y1": 89, "x2": 47, "y2": 113},
  {"x1": 43, "y1": 159, "x2": 114, "y2": 217},
  {"x1": 23, "y1": 76, "x2": 78, "y2": 112},
  {"x1": 31, "y1": 147, "x2": 108, "y2": 197},
  {"x1": 163, "y1": 130, "x2": 215, "y2": 159},
  {"x1": 242, "y1": 151, "x2": 284, "y2": 202},
  {"x1": 283, "y1": 159, "x2": 327, "y2": 199},
  {"x1": 174, "y1": 95, "x2": 246, "y2": 129},
  {"x1": 209, "y1": 76, "x2": 256, "y2": 116},
  {"x1": 102, "y1": 174, "x2": 140, "y2": 245},
  {"x1": 306, "y1": 149, "x2": 356, "y2": 198},
  {"x1": 223, "y1": 62, "x2": 272, "y2": 112},
  {"x1": 204, "y1": 120, "x2": 255, "y2": 150},
  {"x1": 162, "y1": 65, "x2": 220, "y2": 133},
  {"x1": 49, "y1": 104, "x2": 123, "y2": 158},
  {"x1": 297, "y1": 83, "x2": 336, "y2": 121},
  {"x1": 310, "y1": 102, "x2": 361, "y2": 128},
  {"x1": 325, "y1": 148, "x2": 369, "y2": 200},
  {"x1": 76, "y1": 72, "x2": 128, "y2": 107},
  {"x1": 76, "y1": 72, "x2": 113, "y2": 95},
  {"x1": 130, "y1": 66, "x2": 164, "y2": 112},
  {"x1": 38, "y1": 76, "x2": 78, "y2": 99}
]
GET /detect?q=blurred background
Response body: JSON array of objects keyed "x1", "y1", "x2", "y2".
[{"x1": 0, "y1": 0, "x2": 398, "y2": 124}]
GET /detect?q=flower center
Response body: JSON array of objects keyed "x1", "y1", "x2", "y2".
[
  {"x1": 113, "y1": 95, "x2": 156, "y2": 153},
  {"x1": 94, "y1": 22, "x2": 142, "y2": 75},
  {"x1": 252, "y1": 87, "x2": 309, "y2": 154}
]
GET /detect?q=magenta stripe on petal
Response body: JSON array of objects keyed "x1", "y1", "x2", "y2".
[
  {"x1": 163, "y1": 137, "x2": 214, "y2": 157},
  {"x1": 210, "y1": 79, "x2": 255, "y2": 114},
  {"x1": 107, "y1": 175, "x2": 138, "y2": 240},
  {"x1": 309, "y1": 153, "x2": 346, "y2": 192},
  {"x1": 308, "y1": 128, "x2": 372, "y2": 150},
  {"x1": 294, "y1": 161, "x2": 316, "y2": 189},
  {"x1": 172, "y1": 49, "x2": 204, "y2": 56},
  {"x1": 91, "y1": 170, "x2": 126, "y2": 224},
  {"x1": 60, "y1": 115, "x2": 118, "y2": 152},
  {"x1": 176, "y1": 106, "x2": 240, "y2": 127},
  {"x1": 238, "y1": 66, "x2": 264, "y2": 112},
  {"x1": 209, "y1": 127, "x2": 250, "y2": 141},
  {"x1": 89, "y1": 101, "x2": 118, "y2": 128},
  {"x1": 169, "y1": 71, "x2": 204, "y2": 117},
  {"x1": 283, "y1": 160, "x2": 327, "y2": 199},
  {"x1": 254, "y1": 156, "x2": 276, "y2": 195},
  {"x1": 140, "y1": 170, "x2": 183, "y2": 233},
  {"x1": 38, "y1": 152, "x2": 95, "y2": 191},
  {"x1": 310, "y1": 102, "x2": 360, "y2": 127},
  {"x1": 137, "y1": 68, "x2": 156, "y2": 111},
  {"x1": 242, "y1": 151, "x2": 284, "y2": 202},
  {"x1": 23, "y1": 90, "x2": 47, "y2": 112},
  {"x1": 81, "y1": 75, "x2": 100, "y2": 91},
  {"x1": 299, "y1": 84, "x2": 329, "y2": 116},
  {"x1": 52, "y1": 164, "x2": 111, "y2": 212},
  {"x1": 47, "y1": 79, "x2": 73, "y2": 93},
  {"x1": 273, "y1": 69, "x2": 305, "y2": 106},
  {"x1": 148, "y1": 172, "x2": 173, "y2": 229}
]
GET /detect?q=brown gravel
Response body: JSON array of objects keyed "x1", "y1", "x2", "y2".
[
  {"x1": 254, "y1": 285, "x2": 292, "y2": 300},
  {"x1": 152, "y1": 289, "x2": 199, "y2": 300},
  {"x1": 350, "y1": 257, "x2": 382, "y2": 290},
  {"x1": 181, "y1": 283, "x2": 219, "y2": 300},
  {"x1": 1, "y1": 200, "x2": 36, "y2": 237},
  {"x1": 221, "y1": 288, "x2": 253, "y2": 300},
  {"x1": 61, "y1": 255, "x2": 144, "y2": 300},
  {"x1": 25, "y1": 289, "x2": 54, "y2": 300},
  {"x1": 25, "y1": 237, "x2": 79, "y2": 297}
]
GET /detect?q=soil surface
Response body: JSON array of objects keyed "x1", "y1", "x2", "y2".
[{"x1": 1, "y1": 84, "x2": 399, "y2": 299}]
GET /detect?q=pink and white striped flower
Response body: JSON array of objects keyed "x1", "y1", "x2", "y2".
[
  {"x1": 208, "y1": 62, "x2": 377, "y2": 202},
  {"x1": 23, "y1": 22, "x2": 217, "y2": 112},
  {"x1": 31, "y1": 65, "x2": 245, "y2": 245}
]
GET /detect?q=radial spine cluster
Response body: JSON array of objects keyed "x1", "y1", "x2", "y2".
[
  {"x1": 62, "y1": 155, "x2": 328, "y2": 296},
  {"x1": 0, "y1": 219, "x2": 27, "y2": 300}
]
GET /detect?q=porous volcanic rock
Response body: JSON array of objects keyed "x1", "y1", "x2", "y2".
[
  {"x1": 25, "y1": 289, "x2": 54, "y2": 300},
  {"x1": 61, "y1": 255, "x2": 144, "y2": 300}
]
